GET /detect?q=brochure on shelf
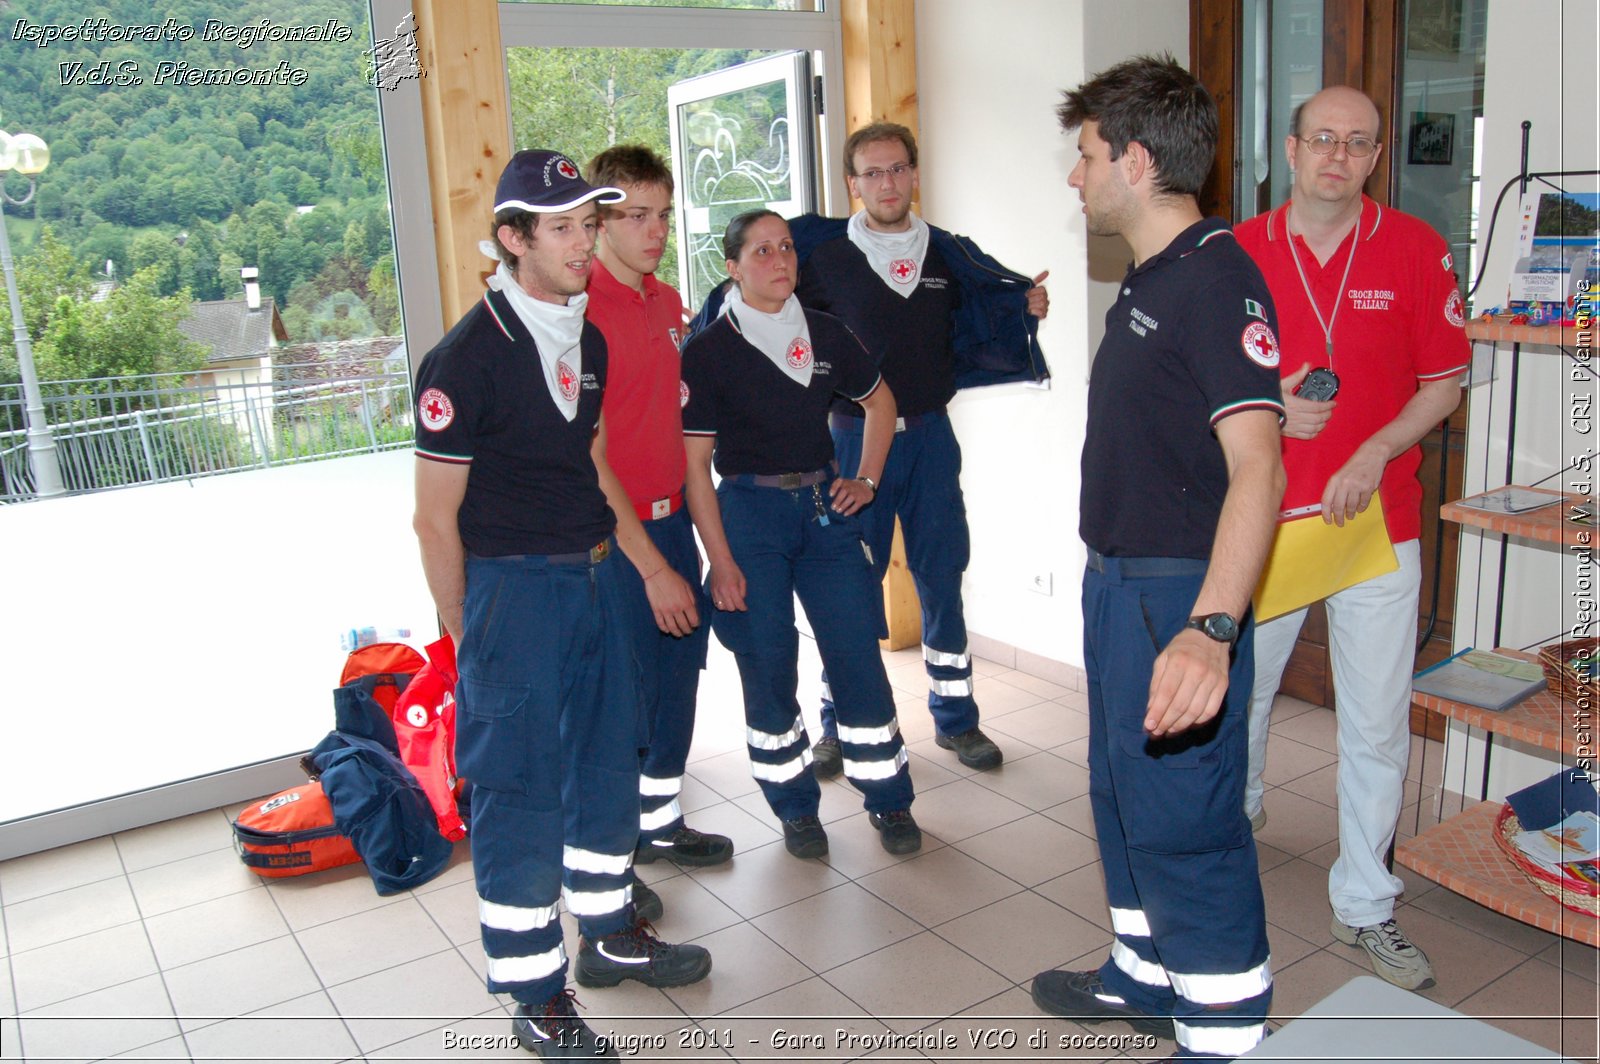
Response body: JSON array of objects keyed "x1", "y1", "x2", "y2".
[
  {"x1": 1456, "y1": 486, "x2": 1564, "y2": 515},
  {"x1": 1411, "y1": 647, "x2": 1548, "y2": 711}
]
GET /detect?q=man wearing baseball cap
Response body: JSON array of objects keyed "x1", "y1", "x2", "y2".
[{"x1": 413, "y1": 149, "x2": 711, "y2": 1061}]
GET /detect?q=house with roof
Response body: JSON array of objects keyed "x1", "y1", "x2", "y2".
[{"x1": 176, "y1": 268, "x2": 288, "y2": 456}]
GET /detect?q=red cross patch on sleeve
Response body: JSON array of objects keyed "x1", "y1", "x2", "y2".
[
  {"x1": 418, "y1": 388, "x2": 455, "y2": 432},
  {"x1": 1241, "y1": 322, "x2": 1281, "y2": 368}
]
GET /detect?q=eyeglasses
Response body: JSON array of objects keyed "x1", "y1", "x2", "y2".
[
  {"x1": 1300, "y1": 133, "x2": 1378, "y2": 158},
  {"x1": 855, "y1": 163, "x2": 914, "y2": 183}
]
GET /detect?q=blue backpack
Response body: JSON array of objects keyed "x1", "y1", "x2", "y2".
[{"x1": 301, "y1": 673, "x2": 454, "y2": 895}]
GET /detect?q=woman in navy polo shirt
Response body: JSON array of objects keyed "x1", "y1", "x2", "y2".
[{"x1": 681, "y1": 210, "x2": 920, "y2": 858}]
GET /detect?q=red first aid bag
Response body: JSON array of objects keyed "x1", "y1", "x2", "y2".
[
  {"x1": 392, "y1": 634, "x2": 467, "y2": 841},
  {"x1": 232, "y1": 782, "x2": 361, "y2": 878}
]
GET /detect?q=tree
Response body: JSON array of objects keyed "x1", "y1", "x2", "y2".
[
  {"x1": 0, "y1": 228, "x2": 97, "y2": 383},
  {"x1": 34, "y1": 268, "x2": 205, "y2": 385}
]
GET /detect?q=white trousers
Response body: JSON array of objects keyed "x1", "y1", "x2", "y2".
[{"x1": 1245, "y1": 539, "x2": 1420, "y2": 927}]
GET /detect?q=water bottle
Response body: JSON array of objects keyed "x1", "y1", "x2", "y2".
[{"x1": 341, "y1": 625, "x2": 412, "y2": 652}]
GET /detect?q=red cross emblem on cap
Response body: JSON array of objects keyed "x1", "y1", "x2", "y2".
[
  {"x1": 890, "y1": 258, "x2": 917, "y2": 284},
  {"x1": 557, "y1": 359, "x2": 580, "y2": 401},
  {"x1": 1241, "y1": 322, "x2": 1280, "y2": 368},
  {"x1": 556, "y1": 158, "x2": 579, "y2": 180}
]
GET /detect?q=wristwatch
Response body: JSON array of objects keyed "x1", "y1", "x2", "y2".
[
  {"x1": 859, "y1": 475, "x2": 878, "y2": 495},
  {"x1": 1186, "y1": 612, "x2": 1239, "y2": 645}
]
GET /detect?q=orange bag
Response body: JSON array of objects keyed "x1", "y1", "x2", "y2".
[{"x1": 232, "y1": 782, "x2": 361, "y2": 878}]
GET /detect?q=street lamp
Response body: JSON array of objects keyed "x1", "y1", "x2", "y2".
[{"x1": 0, "y1": 122, "x2": 63, "y2": 497}]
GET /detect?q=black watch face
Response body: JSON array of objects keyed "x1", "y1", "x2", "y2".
[{"x1": 1205, "y1": 614, "x2": 1239, "y2": 642}]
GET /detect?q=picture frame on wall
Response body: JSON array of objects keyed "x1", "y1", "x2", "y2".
[
  {"x1": 1406, "y1": 0, "x2": 1465, "y2": 60},
  {"x1": 1408, "y1": 112, "x2": 1455, "y2": 166}
]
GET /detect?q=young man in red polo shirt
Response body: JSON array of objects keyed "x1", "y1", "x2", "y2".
[{"x1": 585, "y1": 146, "x2": 734, "y2": 886}]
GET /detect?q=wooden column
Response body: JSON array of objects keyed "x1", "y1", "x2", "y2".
[
  {"x1": 413, "y1": 0, "x2": 512, "y2": 326},
  {"x1": 840, "y1": 0, "x2": 922, "y2": 651}
]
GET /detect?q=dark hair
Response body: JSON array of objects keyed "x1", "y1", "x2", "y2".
[
  {"x1": 721, "y1": 209, "x2": 785, "y2": 262},
  {"x1": 843, "y1": 122, "x2": 918, "y2": 176},
  {"x1": 1057, "y1": 53, "x2": 1217, "y2": 198},
  {"x1": 586, "y1": 145, "x2": 673, "y2": 217},
  {"x1": 490, "y1": 208, "x2": 539, "y2": 268}
]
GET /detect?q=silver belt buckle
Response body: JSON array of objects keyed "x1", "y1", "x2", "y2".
[
  {"x1": 777, "y1": 473, "x2": 803, "y2": 489},
  {"x1": 650, "y1": 497, "x2": 671, "y2": 519}
]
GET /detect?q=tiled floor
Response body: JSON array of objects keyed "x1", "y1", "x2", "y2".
[{"x1": 2, "y1": 640, "x2": 1597, "y2": 1063}]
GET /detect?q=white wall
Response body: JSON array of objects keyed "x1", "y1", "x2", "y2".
[
  {"x1": 915, "y1": 0, "x2": 1188, "y2": 679},
  {"x1": 1448, "y1": 0, "x2": 1599, "y2": 797}
]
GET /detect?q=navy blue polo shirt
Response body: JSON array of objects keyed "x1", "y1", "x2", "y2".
[
  {"x1": 413, "y1": 289, "x2": 614, "y2": 556},
  {"x1": 795, "y1": 236, "x2": 957, "y2": 418},
  {"x1": 1080, "y1": 218, "x2": 1285, "y2": 559},
  {"x1": 681, "y1": 308, "x2": 881, "y2": 477}
]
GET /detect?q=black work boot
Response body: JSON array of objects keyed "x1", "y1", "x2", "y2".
[
  {"x1": 634, "y1": 825, "x2": 734, "y2": 867},
  {"x1": 512, "y1": 988, "x2": 617, "y2": 1059},
  {"x1": 574, "y1": 919, "x2": 712, "y2": 988}
]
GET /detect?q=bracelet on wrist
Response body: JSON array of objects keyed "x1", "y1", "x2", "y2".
[{"x1": 859, "y1": 475, "x2": 878, "y2": 495}]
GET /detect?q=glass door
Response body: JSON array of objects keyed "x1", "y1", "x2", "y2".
[{"x1": 668, "y1": 52, "x2": 817, "y2": 310}]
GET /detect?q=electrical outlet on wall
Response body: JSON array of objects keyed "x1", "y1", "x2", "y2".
[{"x1": 1028, "y1": 571, "x2": 1053, "y2": 596}]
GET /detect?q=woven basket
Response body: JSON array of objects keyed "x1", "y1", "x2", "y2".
[
  {"x1": 1539, "y1": 636, "x2": 1599, "y2": 703},
  {"x1": 1492, "y1": 803, "x2": 1600, "y2": 917}
]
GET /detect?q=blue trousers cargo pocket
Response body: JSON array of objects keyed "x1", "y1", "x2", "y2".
[
  {"x1": 455, "y1": 676, "x2": 533, "y2": 796},
  {"x1": 1104, "y1": 583, "x2": 1248, "y2": 854}
]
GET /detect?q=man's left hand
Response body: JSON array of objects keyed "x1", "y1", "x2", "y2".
[
  {"x1": 1146, "y1": 628, "x2": 1230, "y2": 737},
  {"x1": 1027, "y1": 271, "x2": 1050, "y2": 319},
  {"x1": 1320, "y1": 441, "x2": 1386, "y2": 526},
  {"x1": 644, "y1": 566, "x2": 701, "y2": 637}
]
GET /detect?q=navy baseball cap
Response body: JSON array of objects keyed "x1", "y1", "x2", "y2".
[{"x1": 494, "y1": 149, "x2": 625, "y2": 214}]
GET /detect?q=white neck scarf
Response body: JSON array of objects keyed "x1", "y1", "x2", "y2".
[
  {"x1": 847, "y1": 209, "x2": 930, "y2": 298},
  {"x1": 487, "y1": 261, "x2": 587, "y2": 422},
  {"x1": 722, "y1": 287, "x2": 814, "y2": 388}
]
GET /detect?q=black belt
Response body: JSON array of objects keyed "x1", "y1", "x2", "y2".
[
  {"x1": 1085, "y1": 548, "x2": 1208, "y2": 578},
  {"x1": 830, "y1": 408, "x2": 946, "y2": 433},
  {"x1": 477, "y1": 540, "x2": 612, "y2": 566},
  {"x1": 725, "y1": 468, "x2": 831, "y2": 489}
]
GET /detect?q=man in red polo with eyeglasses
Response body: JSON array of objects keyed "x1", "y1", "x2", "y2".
[{"x1": 1236, "y1": 85, "x2": 1468, "y2": 992}]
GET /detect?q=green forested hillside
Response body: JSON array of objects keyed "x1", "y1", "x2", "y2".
[{"x1": 0, "y1": 0, "x2": 393, "y2": 357}]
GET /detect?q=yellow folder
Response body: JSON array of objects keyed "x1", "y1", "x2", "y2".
[{"x1": 1252, "y1": 496, "x2": 1399, "y2": 623}]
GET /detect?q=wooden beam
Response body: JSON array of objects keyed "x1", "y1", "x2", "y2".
[
  {"x1": 413, "y1": 0, "x2": 511, "y2": 327},
  {"x1": 840, "y1": 0, "x2": 920, "y2": 217},
  {"x1": 1190, "y1": 0, "x2": 1239, "y2": 221},
  {"x1": 840, "y1": 0, "x2": 922, "y2": 651}
]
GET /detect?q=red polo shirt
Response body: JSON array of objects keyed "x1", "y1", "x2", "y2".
[
  {"x1": 585, "y1": 259, "x2": 688, "y2": 509},
  {"x1": 1236, "y1": 197, "x2": 1469, "y2": 543}
]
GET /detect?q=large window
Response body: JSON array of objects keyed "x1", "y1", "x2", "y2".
[
  {"x1": 0, "y1": 0, "x2": 431, "y2": 848},
  {"x1": 375, "y1": 0, "x2": 843, "y2": 358}
]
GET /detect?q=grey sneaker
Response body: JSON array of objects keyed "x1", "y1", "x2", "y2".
[{"x1": 1331, "y1": 916, "x2": 1435, "y2": 990}]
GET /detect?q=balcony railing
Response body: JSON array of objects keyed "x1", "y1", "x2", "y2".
[{"x1": 0, "y1": 364, "x2": 414, "y2": 503}]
